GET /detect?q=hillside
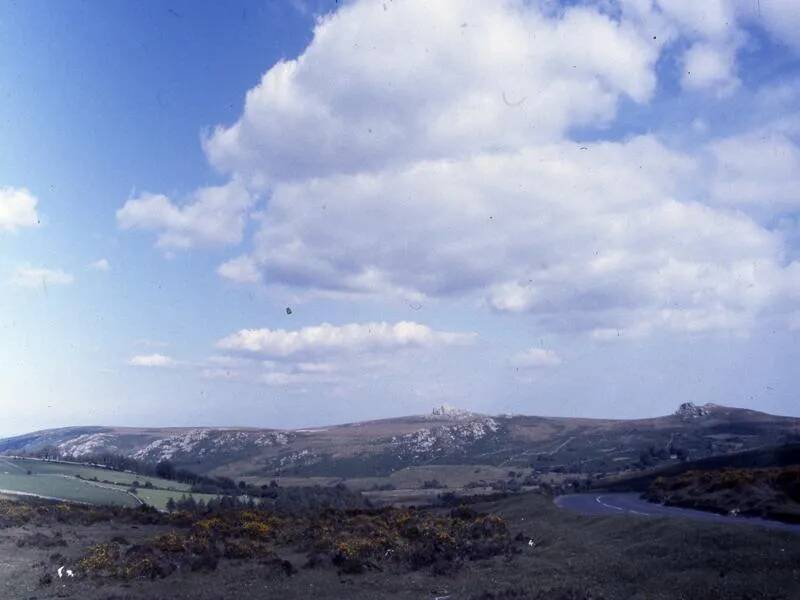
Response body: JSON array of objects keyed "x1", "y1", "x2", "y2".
[
  {"x1": 645, "y1": 464, "x2": 800, "y2": 523},
  {"x1": 2, "y1": 403, "x2": 799, "y2": 483},
  {"x1": 596, "y1": 443, "x2": 800, "y2": 492}
]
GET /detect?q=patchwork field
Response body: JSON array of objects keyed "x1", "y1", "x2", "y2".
[
  {"x1": 4, "y1": 457, "x2": 193, "y2": 491},
  {"x1": 0, "y1": 472, "x2": 138, "y2": 507},
  {"x1": 0, "y1": 458, "x2": 213, "y2": 510}
]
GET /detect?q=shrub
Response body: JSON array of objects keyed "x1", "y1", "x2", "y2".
[
  {"x1": 153, "y1": 531, "x2": 185, "y2": 553},
  {"x1": 79, "y1": 543, "x2": 121, "y2": 576}
]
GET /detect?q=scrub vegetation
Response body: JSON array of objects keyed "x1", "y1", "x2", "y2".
[
  {"x1": 1, "y1": 490, "x2": 799, "y2": 599},
  {"x1": 646, "y1": 465, "x2": 800, "y2": 523}
]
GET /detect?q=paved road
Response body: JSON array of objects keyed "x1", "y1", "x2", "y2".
[{"x1": 555, "y1": 492, "x2": 800, "y2": 535}]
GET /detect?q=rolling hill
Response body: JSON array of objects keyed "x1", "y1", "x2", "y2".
[{"x1": 2, "y1": 403, "x2": 798, "y2": 481}]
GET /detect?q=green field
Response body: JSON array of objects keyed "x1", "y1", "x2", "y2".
[
  {"x1": 4, "y1": 457, "x2": 192, "y2": 491},
  {"x1": 0, "y1": 457, "x2": 214, "y2": 510},
  {"x1": 0, "y1": 471, "x2": 139, "y2": 507}
]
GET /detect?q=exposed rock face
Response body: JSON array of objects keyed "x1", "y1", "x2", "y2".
[
  {"x1": 132, "y1": 429, "x2": 291, "y2": 462},
  {"x1": 58, "y1": 433, "x2": 120, "y2": 458},
  {"x1": 675, "y1": 402, "x2": 710, "y2": 419},
  {"x1": 392, "y1": 417, "x2": 500, "y2": 460},
  {"x1": 4, "y1": 403, "x2": 798, "y2": 480},
  {"x1": 430, "y1": 404, "x2": 472, "y2": 419}
]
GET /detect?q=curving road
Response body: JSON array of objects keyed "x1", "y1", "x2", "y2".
[{"x1": 555, "y1": 492, "x2": 800, "y2": 535}]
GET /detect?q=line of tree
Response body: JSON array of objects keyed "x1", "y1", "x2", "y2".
[
  {"x1": 22, "y1": 449, "x2": 369, "y2": 510},
  {"x1": 24, "y1": 449, "x2": 237, "y2": 492},
  {"x1": 164, "y1": 483, "x2": 369, "y2": 516}
]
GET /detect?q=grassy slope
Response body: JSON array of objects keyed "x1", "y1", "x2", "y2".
[
  {"x1": 4, "y1": 405, "x2": 800, "y2": 483},
  {"x1": 0, "y1": 458, "x2": 212, "y2": 510},
  {"x1": 202, "y1": 407, "x2": 800, "y2": 480},
  {"x1": 0, "y1": 472, "x2": 139, "y2": 507},
  {"x1": 7, "y1": 458, "x2": 192, "y2": 491}
]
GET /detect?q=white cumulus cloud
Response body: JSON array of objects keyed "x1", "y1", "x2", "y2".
[
  {"x1": 681, "y1": 42, "x2": 739, "y2": 94},
  {"x1": 203, "y1": 0, "x2": 659, "y2": 185},
  {"x1": 217, "y1": 321, "x2": 475, "y2": 358},
  {"x1": 510, "y1": 348, "x2": 562, "y2": 369},
  {"x1": 709, "y1": 131, "x2": 800, "y2": 212},
  {"x1": 11, "y1": 267, "x2": 73, "y2": 288},
  {"x1": 128, "y1": 354, "x2": 176, "y2": 367},
  {"x1": 0, "y1": 187, "x2": 40, "y2": 232},
  {"x1": 123, "y1": 0, "x2": 800, "y2": 341},
  {"x1": 218, "y1": 255, "x2": 261, "y2": 283},
  {"x1": 232, "y1": 136, "x2": 793, "y2": 335},
  {"x1": 191, "y1": 0, "x2": 800, "y2": 338},
  {"x1": 88, "y1": 258, "x2": 111, "y2": 271},
  {"x1": 744, "y1": 0, "x2": 800, "y2": 52},
  {"x1": 117, "y1": 180, "x2": 253, "y2": 249}
]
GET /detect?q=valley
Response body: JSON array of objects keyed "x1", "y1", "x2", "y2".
[{"x1": 1, "y1": 403, "x2": 800, "y2": 599}]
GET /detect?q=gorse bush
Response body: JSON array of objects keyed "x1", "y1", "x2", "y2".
[
  {"x1": 647, "y1": 465, "x2": 800, "y2": 523},
  {"x1": 71, "y1": 500, "x2": 519, "y2": 580}
]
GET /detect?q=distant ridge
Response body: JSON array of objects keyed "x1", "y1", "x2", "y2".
[{"x1": 2, "y1": 404, "x2": 798, "y2": 480}]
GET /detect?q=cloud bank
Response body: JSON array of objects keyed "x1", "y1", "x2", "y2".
[{"x1": 123, "y1": 0, "x2": 800, "y2": 345}]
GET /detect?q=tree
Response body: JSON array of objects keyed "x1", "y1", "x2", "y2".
[
  {"x1": 165, "y1": 497, "x2": 176, "y2": 512},
  {"x1": 176, "y1": 494, "x2": 197, "y2": 512},
  {"x1": 155, "y1": 459, "x2": 175, "y2": 480},
  {"x1": 39, "y1": 445, "x2": 60, "y2": 461}
]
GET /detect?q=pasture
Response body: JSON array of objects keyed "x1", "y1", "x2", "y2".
[
  {"x1": 0, "y1": 471, "x2": 139, "y2": 507},
  {"x1": 3, "y1": 457, "x2": 192, "y2": 491},
  {"x1": 0, "y1": 457, "x2": 213, "y2": 510}
]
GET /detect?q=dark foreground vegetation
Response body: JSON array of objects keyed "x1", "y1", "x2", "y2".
[
  {"x1": 645, "y1": 465, "x2": 800, "y2": 523},
  {"x1": 1, "y1": 490, "x2": 800, "y2": 599},
  {"x1": 0, "y1": 493, "x2": 518, "y2": 593},
  {"x1": 597, "y1": 443, "x2": 800, "y2": 492}
]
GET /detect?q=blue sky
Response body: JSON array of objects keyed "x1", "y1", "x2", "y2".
[{"x1": 2, "y1": 0, "x2": 800, "y2": 437}]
